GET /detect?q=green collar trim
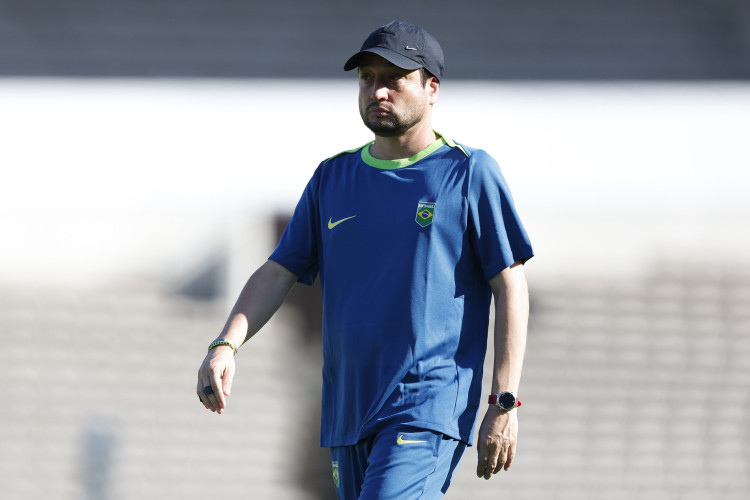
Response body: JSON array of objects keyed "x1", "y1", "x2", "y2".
[
  {"x1": 323, "y1": 145, "x2": 367, "y2": 165},
  {"x1": 442, "y1": 134, "x2": 469, "y2": 157},
  {"x1": 361, "y1": 132, "x2": 450, "y2": 170}
]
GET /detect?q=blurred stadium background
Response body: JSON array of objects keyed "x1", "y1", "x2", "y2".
[{"x1": 1, "y1": 1, "x2": 749, "y2": 499}]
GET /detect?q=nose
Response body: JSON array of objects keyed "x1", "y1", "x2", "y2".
[{"x1": 370, "y1": 79, "x2": 389, "y2": 101}]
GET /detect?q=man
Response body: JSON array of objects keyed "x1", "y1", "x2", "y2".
[{"x1": 197, "y1": 21, "x2": 533, "y2": 499}]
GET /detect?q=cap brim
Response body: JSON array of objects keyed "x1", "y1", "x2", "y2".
[{"x1": 344, "y1": 47, "x2": 423, "y2": 72}]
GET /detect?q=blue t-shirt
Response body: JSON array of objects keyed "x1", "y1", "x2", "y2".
[{"x1": 269, "y1": 134, "x2": 533, "y2": 447}]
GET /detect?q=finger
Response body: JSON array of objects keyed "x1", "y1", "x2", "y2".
[
  {"x1": 482, "y1": 443, "x2": 498, "y2": 480},
  {"x1": 211, "y1": 369, "x2": 227, "y2": 412},
  {"x1": 476, "y1": 443, "x2": 489, "y2": 478},
  {"x1": 222, "y1": 362, "x2": 235, "y2": 397},
  {"x1": 484, "y1": 453, "x2": 497, "y2": 479},
  {"x1": 201, "y1": 376, "x2": 220, "y2": 412},
  {"x1": 493, "y1": 441, "x2": 508, "y2": 474},
  {"x1": 504, "y1": 443, "x2": 516, "y2": 471},
  {"x1": 197, "y1": 375, "x2": 213, "y2": 409},
  {"x1": 197, "y1": 381, "x2": 208, "y2": 407}
]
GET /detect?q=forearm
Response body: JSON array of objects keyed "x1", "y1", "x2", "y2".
[
  {"x1": 216, "y1": 259, "x2": 299, "y2": 348},
  {"x1": 489, "y1": 263, "x2": 529, "y2": 394}
]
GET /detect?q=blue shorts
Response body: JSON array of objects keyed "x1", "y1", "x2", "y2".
[{"x1": 329, "y1": 425, "x2": 467, "y2": 500}]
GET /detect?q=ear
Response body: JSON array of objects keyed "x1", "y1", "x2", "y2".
[{"x1": 427, "y1": 77, "x2": 439, "y2": 105}]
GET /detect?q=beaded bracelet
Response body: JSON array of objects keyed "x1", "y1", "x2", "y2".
[{"x1": 208, "y1": 338, "x2": 238, "y2": 356}]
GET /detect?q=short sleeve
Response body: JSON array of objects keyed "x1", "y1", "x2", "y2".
[
  {"x1": 269, "y1": 166, "x2": 322, "y2": 285},
  {"x1": 467, "y1": 150, "x2": 534, "y2": 280}
]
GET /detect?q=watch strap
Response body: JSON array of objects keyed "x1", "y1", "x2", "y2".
[{"x1": 488, "y1": 393, "x2": 522, "y2": 408}]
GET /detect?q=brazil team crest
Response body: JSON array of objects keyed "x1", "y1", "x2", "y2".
[
  {"x1": 415, "y1": 201, "x2": 435, "y2": 227},
  {"x1": 331, "y1": 461, "x2": 340, "y2": 488}
]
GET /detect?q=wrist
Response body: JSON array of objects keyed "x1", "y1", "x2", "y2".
[
  {"x1": 488, "y1": 392, "x2": 521, "y2": 410},
  {"x1": 208, "y1": 338, "x2": 238, "y2": 356}
]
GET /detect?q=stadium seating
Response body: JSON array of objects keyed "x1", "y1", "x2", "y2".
[{"x1": 2, "y1": 262, "x2": 747, "y2": 499}]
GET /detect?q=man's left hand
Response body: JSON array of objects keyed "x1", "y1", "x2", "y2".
[{"x1": 476, "y1": 405, "x2": 518, "y2": 479}]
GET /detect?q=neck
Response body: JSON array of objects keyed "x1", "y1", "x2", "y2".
[{"x1": 369, "y1": 122, "x2": 438, "y2": 160}]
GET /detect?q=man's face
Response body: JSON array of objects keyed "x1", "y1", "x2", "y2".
[{"x1": 357, "y1": 54, "x2": 437, "y2": 137}]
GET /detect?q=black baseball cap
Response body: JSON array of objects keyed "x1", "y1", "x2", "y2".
[{"x1": 344, "y1": 21, "x2": 444, "y2": 80}]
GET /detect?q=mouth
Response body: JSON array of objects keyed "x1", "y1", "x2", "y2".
[{"x1": 367, "y1": 104, "x2": 392, "y2": 116}]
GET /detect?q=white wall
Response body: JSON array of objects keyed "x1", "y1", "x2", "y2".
[{"x1": 1, "y1": 80, "x2": 748, "y2": 287}]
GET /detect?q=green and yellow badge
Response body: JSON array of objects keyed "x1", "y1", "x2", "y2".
[
  {"x1": 332, "y1": 461, "x2": 340, "y2": 488},
  {"x1": 415, "y1": 201, "x2": 435, "y2": 227}
]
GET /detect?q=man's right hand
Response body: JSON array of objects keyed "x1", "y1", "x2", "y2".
[
  {"x1": 197, "y1": 345, "x2": 236, "y2": 414},
  {"x1": 195, "y1": 260, "x2": 299, "y2": 415}
]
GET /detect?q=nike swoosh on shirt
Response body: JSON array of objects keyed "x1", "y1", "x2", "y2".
[
  {"x1": 328, "y1": 215, "x2": 356, "y2": 229},
  {"x1": 397, "y1": 434, "x2": 427, "y2": 445}
]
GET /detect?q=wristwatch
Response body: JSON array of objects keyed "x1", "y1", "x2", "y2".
[{"x1": 488, "y1": 392, "x2": 521, "y2": 410}]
